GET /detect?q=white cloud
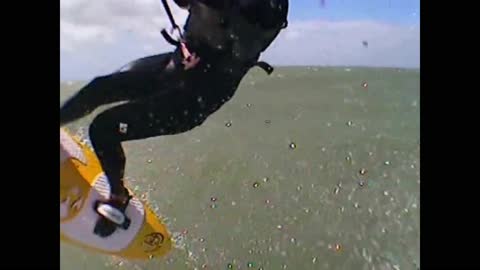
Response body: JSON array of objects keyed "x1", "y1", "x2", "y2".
[
  {"x1": 60, "y1": 0, "x2": 419, "y2": 79},
  {"x1": 60, "y1": 0, "x2": 188, "y2": 52},
  {"x1": 61, "y1": 20, "x2": 115, "y2": 51},
  {"x1": 262, "y1": 20, "x2": 419, "y2": 68}
]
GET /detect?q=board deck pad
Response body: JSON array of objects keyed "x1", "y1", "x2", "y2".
[{"x1": 60, "y1": 128, "x2": 172, "y2": 260}]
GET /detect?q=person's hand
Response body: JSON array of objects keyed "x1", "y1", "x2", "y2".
[
  {"x1": 180, "y1": 42, "x2": 201, "y2": 70},
  {"x1": 182, "y1": 53, "x2": 201, "y2": 70}
]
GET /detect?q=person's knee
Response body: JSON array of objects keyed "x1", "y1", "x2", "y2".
[
  {"x1": 161, "y1": 112, "x2": 205, "y2": 135},
  {"x1": 182, "y1": 120, "x2": 203, "y2": 133},
  {"x1": 184, "y1": 112, "x2": 208, "y2": 132}
]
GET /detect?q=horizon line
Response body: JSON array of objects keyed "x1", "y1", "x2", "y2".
[{"x1": 61, "y1": 65, "x2": 419, "y2": 82}]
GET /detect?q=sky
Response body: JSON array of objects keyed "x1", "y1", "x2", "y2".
[{"x1": 60, "y1": 0, "x2": 420, "y2": 81}]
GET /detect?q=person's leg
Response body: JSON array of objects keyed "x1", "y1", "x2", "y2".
[
  {"x1": 90, "y1": 93, "x2": 205, "y2": 237},
  {"x1": 60, "y1": 53, "x2": 174, "y2": 126}
]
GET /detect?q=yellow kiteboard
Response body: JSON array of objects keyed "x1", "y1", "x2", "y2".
[{"x1": 60, "y1": 128, "x2": 172, "y2": 260}]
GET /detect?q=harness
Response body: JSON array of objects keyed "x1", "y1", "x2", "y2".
[
  {"x1": 160, "y1": 0, "x2": 193, "y2": 61},
  {"x1": 159, "y1": 0, "x2": 275, "y2": 75}
]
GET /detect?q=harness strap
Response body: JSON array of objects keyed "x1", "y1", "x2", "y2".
[
  {"x1": 161, "y1": 29, "x2": 181, "y2": 46},
  {"x1": 160, "y1": 0, "x2": 194, "y2": 61},
  {"x1": 252, "y1": 61, "x2": 274, "y2": 75},
  {"x1": 161, "y1": 0, "x2": 182, "y2": 38}
]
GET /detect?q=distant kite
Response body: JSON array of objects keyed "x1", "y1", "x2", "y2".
[{"x1": 362, "y1": 40, "x2": 368, "y2": 48}]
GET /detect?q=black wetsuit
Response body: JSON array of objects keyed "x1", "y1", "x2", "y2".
[{"x1": 60, "y1": 0, "x2": 288, "y2": 237}]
